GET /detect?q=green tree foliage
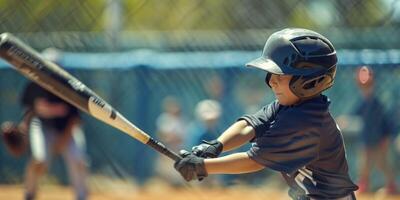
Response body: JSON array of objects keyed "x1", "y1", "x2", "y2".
[
  {"x1": 0, "y1": 0, "x2": 390, "y2": 33},
  {"x1": 0, "y1": 0, "x2": 104, "y2": 32}
]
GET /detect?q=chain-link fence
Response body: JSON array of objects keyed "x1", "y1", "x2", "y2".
[
  {"x1": 1, "y1": 0, "x2": 400, "y2": 51},
  {"x1": 0, "y1": 0, "x2": 399, "y2": 195}
]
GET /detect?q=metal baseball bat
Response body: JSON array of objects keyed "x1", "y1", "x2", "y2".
[{"x1": 0, "y1": 32, "x2": 181, "y2": 161}]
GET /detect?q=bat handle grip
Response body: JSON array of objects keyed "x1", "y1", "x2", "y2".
[{"x1": 147, "y1": 138, "x2": 182, "y2": 161}]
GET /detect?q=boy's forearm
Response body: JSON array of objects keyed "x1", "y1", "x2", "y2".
[
  {"x1": 217, "y1": 120, "x2": 255, "y2": 152},
  {"x1": 204, "y1": 152, "x2": 264, "y2": 174}
]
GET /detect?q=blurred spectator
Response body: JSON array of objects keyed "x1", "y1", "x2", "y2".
[
  {"x1": 20, "y1": 82, "x2": 89, "y2": 200},
  {"x1": 353, "y1": 66, "x2": 397, "y2": 194},
  {"x1": 186, "y1": 99, "x2": 222, "y2": 148},
  {"x1": 185, "y1": 99, "x2": 223, "y2": 187},
  {"x1": 156, "y1": 96, "x2": 188, "y2": 152},
  {"x1": 186, "y1": 99, "x2": 223, "y2": 186},
  {"x1": 154, "y1": 96, "x2": 188, "y2": 186}
]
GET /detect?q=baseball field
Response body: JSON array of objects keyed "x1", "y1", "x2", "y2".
[{"x1": 0, "y1": 181, "x2": 399, "y2": 200}]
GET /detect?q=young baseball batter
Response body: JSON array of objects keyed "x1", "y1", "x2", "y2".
[{"x1": 174, "y1": 28, "x2": 359, "y2": 200}]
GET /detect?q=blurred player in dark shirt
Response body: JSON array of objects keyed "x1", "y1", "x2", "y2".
[{"x1": 21, "y1": 82, "x2": 88, "y2": 200}]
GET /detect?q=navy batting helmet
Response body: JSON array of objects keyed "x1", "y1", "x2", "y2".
[{"x1": 246, "y1": 28, "x2": 337, "y2": 98}]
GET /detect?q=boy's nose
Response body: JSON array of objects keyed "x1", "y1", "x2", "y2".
[{"x1": 269, "y1": 75, "x2": 278, "y2": 87}]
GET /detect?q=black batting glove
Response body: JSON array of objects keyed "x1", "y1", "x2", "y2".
[
  {"x1": 192, "y1": 140, "x2": 223, "y2": 158},
  {"x1": 174, "y1": 150, "x2": 207, "y2": 182}
]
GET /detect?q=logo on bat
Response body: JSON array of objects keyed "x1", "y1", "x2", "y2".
[
  {"x1": 8, "y1": 45, "x2": 44, "y2": 70},
  {"x1": 68, "y1": 79, "x2": 86, "y2": 92},
  {"x1": 91, "y1": 97, "x2": 106, "y2": 108},
  {"x1": 88, "y1": 96, "x2": 116, "y2": 120}
]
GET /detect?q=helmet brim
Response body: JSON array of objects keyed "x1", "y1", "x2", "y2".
[{"x1": 245, "y1": 57, "x2": 284, "y2": 75}]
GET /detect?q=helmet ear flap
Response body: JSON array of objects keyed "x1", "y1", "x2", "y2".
[{"x1": 290, "y1": 67, "x2": 336, "y2": 98}]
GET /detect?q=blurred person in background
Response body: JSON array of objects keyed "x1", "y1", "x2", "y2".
[
  {"x1": 21, "y1": 49, "x2": 88, "y2": 200},
  {"x1": 353, "y1": 66, "x2": 397, "y2": 194},
  {"x1": 186, "y1": 99, "x2": 222, "y2": 148},
  {"x1": 20, "y1": 81, "x2": 89, "y2": 200},
  {"x1": 186, "y1": 99, "x2": 223, "y2": 186},
  {"x1": 154, "y1": 96, "x2": 188, "y2": 187}
]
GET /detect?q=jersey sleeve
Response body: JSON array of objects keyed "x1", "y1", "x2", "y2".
[
  {"x1": 247, "y1": 110, "x2": 320, "y2": 174},
  {"x1": 238, "y1": 101, "x2": 279, "y2": 138}
]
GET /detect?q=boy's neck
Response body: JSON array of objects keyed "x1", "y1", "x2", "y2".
[{"x1": 290, "y1": 94, "x2": 323, "y2": 106}]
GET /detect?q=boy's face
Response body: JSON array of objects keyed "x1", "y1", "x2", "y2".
[{"x1": 268, "y1": 74, "x2": 300, "y2": 105}]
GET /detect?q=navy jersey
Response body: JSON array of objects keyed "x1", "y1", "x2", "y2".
[
  {"x1": 239, "y1": 95, "x2": 358, "y2": 199},
  {"x1": 355, "y1": 95, "x2": 393, "y2": 147},
  {"x1": 21, "y1": 82, "x2": 79, "y2": 131}
]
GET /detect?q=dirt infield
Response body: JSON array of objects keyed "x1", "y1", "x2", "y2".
[{"x1": 0, "y1": 184, "x2": 399, "y2": 200}]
